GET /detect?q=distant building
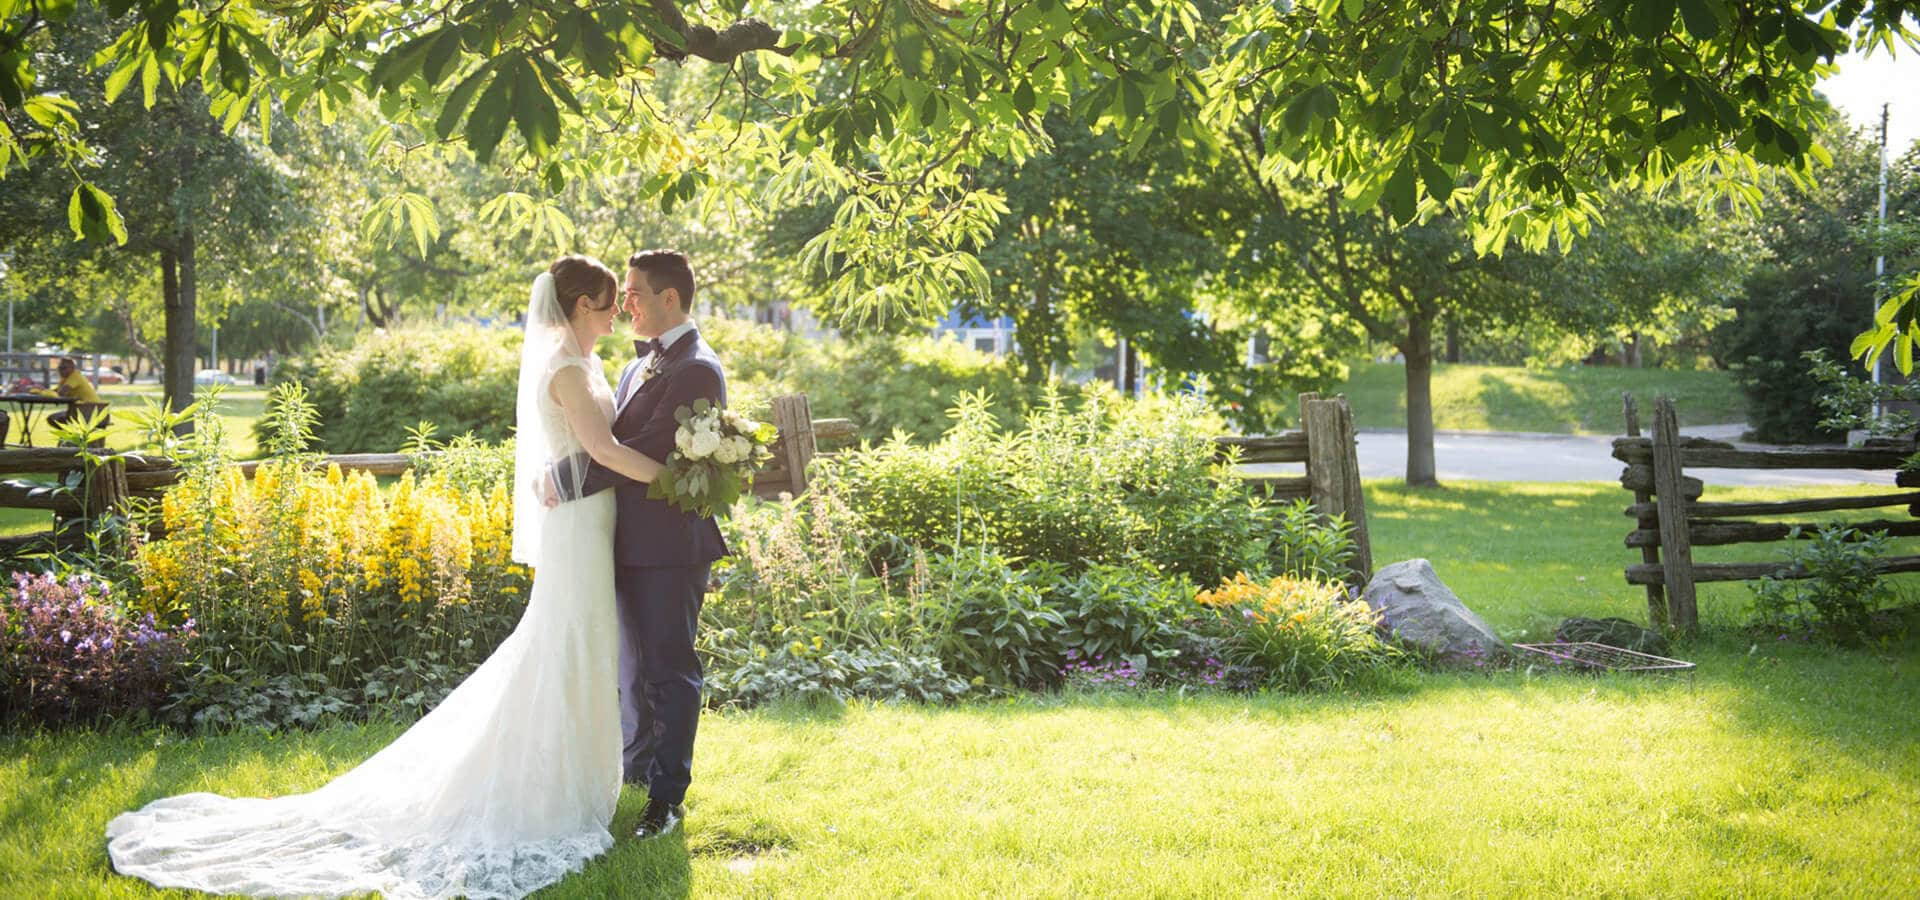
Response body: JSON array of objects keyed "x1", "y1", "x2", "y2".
[{"x1": 933, "y1": 310, "x2": 1016, "y2": 356}]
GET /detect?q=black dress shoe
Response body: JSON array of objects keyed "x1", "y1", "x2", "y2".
[{"x1": 634, "y1": 798, "x2": 683, "y2": 839}]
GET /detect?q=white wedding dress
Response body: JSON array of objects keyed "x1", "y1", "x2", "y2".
[{"x1": 106, "y1": 342, "x2": 623, "y2": 899}]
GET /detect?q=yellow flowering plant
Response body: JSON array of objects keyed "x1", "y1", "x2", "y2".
[
  {"x1": 130, "y1": 385, "x2": 532, "y2": 727},
  {"x1": 1195, "y1": 573, "x2": 1402, "y2": 691}
]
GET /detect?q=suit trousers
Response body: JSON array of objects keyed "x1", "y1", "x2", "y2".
[{"x1": 614, "y1": 563, "x2": 709, "y2": 806}]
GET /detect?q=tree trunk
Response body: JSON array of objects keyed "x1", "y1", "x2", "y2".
[
  {"x1": 161, "y1": 227, "x2": 198, "y2": 416},
  {"x1": 1444, "y1": 318, "x2": 1461, "y2": 363},
  {"x1": 1014, "y1": 277, "x2": 1054, "y2": 384},
  {"x1": 362, "y1": 283, "x2": 396, "y2": 328},
  {"x1": 1404, "y1": 310, "x2": 1439, "y2": 487},
  {"x1": 1014, "y1": 314, "x2": 1048, "y2": 384},
  {"x1": 1627, "y1": 331, "x2": 1644, "y2": 368},
  {"x1": 113, "y1": 294, "x2": 159, "y2": 380}
]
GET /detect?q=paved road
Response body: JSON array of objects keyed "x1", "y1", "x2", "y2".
[{"x1": 1245, "y1": 424, "x2": 1891, "y2": 486}]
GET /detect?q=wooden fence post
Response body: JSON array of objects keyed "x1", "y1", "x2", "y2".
[
  {"x1": 1335, "y1": 396, "x2": 1371, "y2": 581},
  {"x1": 1303, "y1": 396, "x2": 1343, "y2": 520},
  {"x1": 1623, "y1": 393, "x2": 1669, "y2": 628},
  {"x1": 1304, "y1": 394, "x2": 1370, "y2": 585},
  {"x1": 1651, "y1": 396, "x2": 1698, "y2": 634},
  {"x1": 770, "y1": 393, "x2": 818, "y2": 495},
  {"x1": 80, "y1": 457, "x2": 129, "y2": 520}
]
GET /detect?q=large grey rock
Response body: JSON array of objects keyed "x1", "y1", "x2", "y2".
[{"x1": 1362, "y1": 559, "x2": 1507, "y2": 664}]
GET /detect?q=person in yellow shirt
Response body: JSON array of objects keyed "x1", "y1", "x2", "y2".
[{"x1": 39, "y1": 357, "x2": 103, "y2": 429}]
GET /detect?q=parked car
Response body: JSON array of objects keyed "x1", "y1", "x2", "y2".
[
  {"x1": 92, "y1": 367, "x2": 126, "y2": 385},
  {"x1": 194, "y1": 369, "x2": 237, "y2": 386}
]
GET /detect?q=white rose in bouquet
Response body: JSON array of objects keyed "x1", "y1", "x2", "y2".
[
  {"x1": 689, "y1": 428, "x2": 722, "y2": 459},
  {"x1": 713, "y1": 436, "x2": 744, "y2": 464},
  {"x1": 675, "y1": 427, "x2": 694, "y2": 454},
  {"x1": 726, "y1": 434, "x2": 752, "y2": 462}
]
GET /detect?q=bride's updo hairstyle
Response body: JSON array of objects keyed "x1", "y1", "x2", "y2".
[{"x1": 549, "y1": 255, "x2": 617, "y2": 318}]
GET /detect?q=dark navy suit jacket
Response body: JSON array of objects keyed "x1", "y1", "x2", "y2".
[{"x1": 556, "y1": 330, "x2": 728, "y2": 569}]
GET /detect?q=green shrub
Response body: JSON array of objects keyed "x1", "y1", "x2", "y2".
[
  {"x1": 1264, "y1": 499, "x2": 1360, "y2": 583},
  {"x1": 708, "y1": 491, "x2": 924, "y2": 656},
  {"x1": 917, "y1": 549, "x2": 1068, "y2": 691},
  {"x1": 265, "y1": 319, "x2": 1094, "y2": 452},
  {"x1": 798, "y1": 333, "x2": 1080, "y2": 442},
  {"x1": 1749, "y1": 524, "x2": 1895, "y2": 646},
  {"x1": 1713, "y1": 125, "x2": 1900, "y2": 444},
  {"x1": 1049, "y1": 560, "x2": 1196, "y2": 676},
  {"x1": 404, "y1": 426, "x2": 517, "y2": 496},
  {"x1": 813, "y1": 388, "x2": 1356, "y2": 586},
  {"x1": 698, "y1": 316, "x2": 824, "y2": 422},
  {"x1": 263, "y1": 325, "x2": 520, "y2": 453},
  {"x1": 705, "y1": 645, "x2": 969, "y2": 708}
]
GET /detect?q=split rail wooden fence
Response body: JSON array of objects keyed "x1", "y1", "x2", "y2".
[{"x1": 1616, "y1": 394, "x2": 1920, "y2": 634}]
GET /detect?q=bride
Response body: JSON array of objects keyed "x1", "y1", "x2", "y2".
[{"x1": 106, "y1": 255, "x2": 665, "y2": 899}]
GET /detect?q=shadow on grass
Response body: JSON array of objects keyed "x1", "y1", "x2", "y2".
[
  {"x1": 0, "y1": 723, "x2": 385, "y2": 897},
  {"x1": 747, "y1": 693, "x2": 851, "y2": 725},
  {"x1": 1689, "y1": 632, "x2": 1920, "y2": 759},
  {"x1": 0, "y1": 723, "x2": 350, "y2": 834},
  {"x1": 1475, "y1": 373, "x2": 1570, "y2": 433}
]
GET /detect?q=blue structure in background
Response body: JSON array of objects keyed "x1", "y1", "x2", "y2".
[{"x1": 933, "y1": 309, "x2": 1016, "y2": 356}]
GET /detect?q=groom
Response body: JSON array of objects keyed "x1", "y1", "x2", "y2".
[{"x1": 550, "y1": 249, "x2": 727, "y2": 839}]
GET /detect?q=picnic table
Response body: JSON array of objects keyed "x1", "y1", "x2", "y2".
[{"x1": 1, "y1": 394, "x2": 77, "y2": 447}]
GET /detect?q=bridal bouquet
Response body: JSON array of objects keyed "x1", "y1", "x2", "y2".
[{"x1": 648, "y1": 399, "x2": 778, "y2": 517}]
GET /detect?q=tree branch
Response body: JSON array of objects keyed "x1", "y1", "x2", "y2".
[
  {"x1": 647, "y1": 0, "x2": 787, "y2": 63},
  {"x1": 1324, "y1": 187, "x2": 1394, "y2": 340}
]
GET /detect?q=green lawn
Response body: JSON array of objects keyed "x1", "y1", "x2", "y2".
[
  {"x1": 4, "y1": 480, "x2": 1917, "y2": 896},
  {"x1": 4, "y1": 384, "x2": 264, "y2": 459},
  {"x1": 1335, "y1": 361, "x2": 1747, "y2": 434}
]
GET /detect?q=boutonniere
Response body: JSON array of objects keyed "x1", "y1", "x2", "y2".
[{"x1": 639, "y1": 357, "x2": 664, "y2": 383}]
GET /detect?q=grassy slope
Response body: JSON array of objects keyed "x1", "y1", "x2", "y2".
[
  {"x1": 1336, "y1": 361, "x2": 1746, "y2": 434},
  {"x1": 3, "y1": 481, "x2": 1917, "y2": 897}
]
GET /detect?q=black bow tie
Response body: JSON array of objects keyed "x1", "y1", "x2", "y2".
[{"x1": 635, "y1": 338, "x2": 665, "y2": 358}]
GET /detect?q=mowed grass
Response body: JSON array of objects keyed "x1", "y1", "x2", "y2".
[
  {"x1": 3, "y1": 384, "x2": 264, "y2": 460},
  {"x1": 1336, "y1": 361, "x2": 1747, "y2": 434},
  {"x1": 3, "y1": 481, "x2": 1918, "y2": 897}
]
